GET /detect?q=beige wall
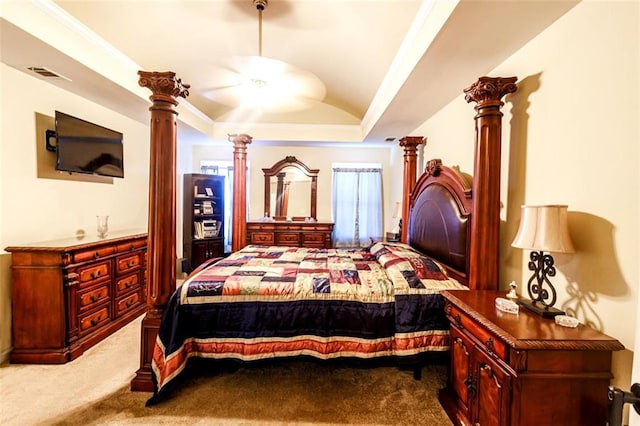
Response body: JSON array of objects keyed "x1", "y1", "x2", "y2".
[
  {"x1": 412, "y1": 0, "x2": 639, "y2": 396},
  {"x1": 0, "y1": 64, "x2": 151, "y2": 362}
]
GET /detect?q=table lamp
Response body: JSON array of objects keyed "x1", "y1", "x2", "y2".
[{"x1": 511, "y1": 205, "x2": 574, "y2": 317}]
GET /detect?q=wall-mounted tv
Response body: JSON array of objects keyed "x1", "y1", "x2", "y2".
[{"x1": 52, "y1": 111, "x2": 125, "y2": 178}]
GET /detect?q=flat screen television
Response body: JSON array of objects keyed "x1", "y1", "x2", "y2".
[{"x1": 53, "y1": 111, "x2": 125, "y2": 178}]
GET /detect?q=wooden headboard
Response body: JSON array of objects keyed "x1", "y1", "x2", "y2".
[
  {"x1": 407, "y1": 159, "x2": 472, "y2": 286},
  {"x1": 130, "y1": 74, "x2": 517, "y2": 391}
]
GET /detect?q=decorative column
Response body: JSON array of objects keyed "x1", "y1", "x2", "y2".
[
  {"x1": 229, "y1": 133, "x2": 252, "y2": 252},
  {"x1": 464, "y1": 76, "x2": 517, "y2": 290},
  {"x1": 131, "y1": 71, "x2": 189, "y2": 392},
  {"x1": 398, "y1": 136, "x2": 425, "y2": 243}
]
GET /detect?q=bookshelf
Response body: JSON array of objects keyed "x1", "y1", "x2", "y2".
[{"x1": 183, "y1": 173, "x2": 225, "y2": 273}]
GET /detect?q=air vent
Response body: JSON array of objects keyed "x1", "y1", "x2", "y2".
[{"x1": 27, "y1": 67, "x2": 71, "y2": 81}]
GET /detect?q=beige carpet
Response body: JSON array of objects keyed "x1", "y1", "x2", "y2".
[{"x1": 0, "y1": 315, "x2": 453, "y2": 425}]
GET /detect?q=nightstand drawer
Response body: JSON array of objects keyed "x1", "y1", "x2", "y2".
[{"x1": 446, "y1": 301, "x2": 507, "y2": 361}]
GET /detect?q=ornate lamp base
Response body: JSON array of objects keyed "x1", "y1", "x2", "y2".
[{"x1": 518, "y1": 299, "x2": 565, "y2": 318}]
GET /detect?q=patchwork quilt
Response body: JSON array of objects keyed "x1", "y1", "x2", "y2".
[{"x1": 149, "y1": 242, "x2": 467, "y2": 403}]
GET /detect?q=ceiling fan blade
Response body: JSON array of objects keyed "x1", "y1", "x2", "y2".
[{"x1": 205, "y1": 83, "x2": 241, "y2": 92}]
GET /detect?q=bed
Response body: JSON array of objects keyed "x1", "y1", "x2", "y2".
[{"x1": 129, "y1": 72, "x2": 518, "y2": 403}]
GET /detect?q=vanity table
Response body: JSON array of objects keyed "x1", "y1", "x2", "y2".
[{"x1": 252, "y1": 156, "x2": 333, "y2": 248}]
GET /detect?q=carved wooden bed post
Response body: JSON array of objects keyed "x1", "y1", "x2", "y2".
[
  {"x1": 464, "y1": 76, "x2": 517, "y2": 290},
  {"x1": 399, "y1": 136, "x2": 425, "y2": 243},
  {"x1": 131, "y1": 71, "x2": 189, "y2": 392},
  {"x1": 229, "y1": 133, "x2": 252, "y2": 252}
]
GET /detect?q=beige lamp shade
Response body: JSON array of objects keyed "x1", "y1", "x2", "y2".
[{"x1": 511, "y1": 205, "x2": 575, "y2": 253}]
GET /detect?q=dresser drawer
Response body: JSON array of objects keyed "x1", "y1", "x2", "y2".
[
  {"x1": 73, "y1": 246, "x2": 116, "y2": 263},
  {"x1": 276, "y1": 232, "x2": 300, "y2": 245},
  {"x1": 77, "y1": 261, "x2": 110, "y2": 288},
  {"x1": 78, "y1": 305, "x2": 110, "y2": 336},
  {"x1": 115, "y1": 289, "x2": 144, "y2": 317},
  {"x1": 302, "y1": 232, "x2": 326, "y2": 244},
  {"x1": 446, "y1": 301, "x2": 507, "y2": 361},
  {"x1": 116, "y1": 252, "x2": 142, "y2": 275},
  {"x1": 250, "y1": 232, "x2": 275, "y2": 245},
  {"x1": 115, "y1": 273, "x2": 140, "y2": 296},
  {"x1": 116, "y1": 274, "x2": 140, "y2": 297},
  {"x1": 77, "y1": 283, "x2": 110, "y2": 312},
  {"x1": 116, "y1": 239, "x2": 146, "y2": 253}
]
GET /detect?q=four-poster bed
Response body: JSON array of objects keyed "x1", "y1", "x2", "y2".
[{"x1": 130, "y1": 72, "x2": 518, "y2": 403}]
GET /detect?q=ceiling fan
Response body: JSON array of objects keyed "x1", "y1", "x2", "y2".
[{"x1": 203, "y1": 0, "x2": 326, "y2": 113}]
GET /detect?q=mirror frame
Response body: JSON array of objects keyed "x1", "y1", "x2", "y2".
[{"x1": 263, "y1": 156, "x2": 318, "y2": 220}]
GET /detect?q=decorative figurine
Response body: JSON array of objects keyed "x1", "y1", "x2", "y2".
[{"x1": 506, "y1": 281, "x2": 518, "y2": 300}]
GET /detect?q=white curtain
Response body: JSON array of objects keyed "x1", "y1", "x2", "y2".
[{"x1": 332, "y1": 167, "x2": 383, "y2": 247}]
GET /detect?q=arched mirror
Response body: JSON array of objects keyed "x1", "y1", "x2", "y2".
[{"x1": 263, "y1": 156, "x2": 318, "y2": 220}]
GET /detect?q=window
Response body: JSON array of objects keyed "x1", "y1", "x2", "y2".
[{"x1": 332, "y1": 164, "x2": 383, "y2": 248}]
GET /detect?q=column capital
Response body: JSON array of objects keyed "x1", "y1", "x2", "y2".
[
  {"x1": 464, "y1": 76, "x2": 517, "y2": 107},
  {"x1": 138, "y1": 71, "x2": 190, "y2": 104},
  {"x1": 228, "y1": 133, "x2": 253, "y2": 149},
  {"x1": 399, "y1": 136, "x2": 425, "y2": 151}
]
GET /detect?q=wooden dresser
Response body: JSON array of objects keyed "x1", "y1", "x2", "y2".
[
  {"x1": 439, "y1": 290, "x2": 624, "y2": 426},
  {"x1": 6, "y1": 230, "x2": 147, "y2": 364},
  {"x1": 246, "y1": 221, "x2": 334, "y2": 248}
]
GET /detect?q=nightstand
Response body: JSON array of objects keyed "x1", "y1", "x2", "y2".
[{"x1": 439, "y1": 290, "x2": 624, "y2": 426}]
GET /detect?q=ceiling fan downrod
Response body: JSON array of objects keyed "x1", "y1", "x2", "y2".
[{"x1": 253, "y1": 0, "x2": 268, "y2": 57}]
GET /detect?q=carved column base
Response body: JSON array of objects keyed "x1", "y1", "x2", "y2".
[{"x1": 130, "y1": 310, "x2": 162, "y2": 392}]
